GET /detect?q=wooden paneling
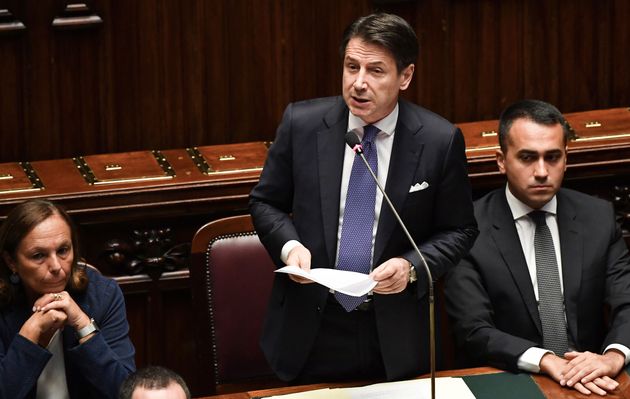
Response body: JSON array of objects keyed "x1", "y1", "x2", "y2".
[{"x1": 1, "y1": 0, "x2": 628, "y2": 163}]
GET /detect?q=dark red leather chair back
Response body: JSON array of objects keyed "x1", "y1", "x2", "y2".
[{"x1": 190, "y1": 214, "x2": 280, "y2": 394}]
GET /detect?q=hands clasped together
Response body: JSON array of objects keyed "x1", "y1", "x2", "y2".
[
  {"x1": 19, "y1": 291, "x2": 92, "y2": 347},
  {"x1": 540, "y1": 350, "x2": 625, "y2": 396}
]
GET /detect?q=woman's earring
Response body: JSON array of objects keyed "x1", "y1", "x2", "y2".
[{"x1": 9, "y1": 272, "x2": 20, "y2": 284}]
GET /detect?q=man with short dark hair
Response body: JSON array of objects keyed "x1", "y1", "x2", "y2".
[
  {"x1": 446, "y1": 99, "x2": 630, "y2": 396},
  {"x1": 118, "y1": 366, "x2": 190, "y2": 399},
  {"x1": 250, "y1": 13, "x2": 477, "y2": 383}
]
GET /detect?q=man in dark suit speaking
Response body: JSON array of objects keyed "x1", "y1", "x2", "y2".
[
  {"x1": 249, "y1": 13, "x2": 477, "y2": 383},
  {"x1": 445, "y1": 99, "x2": 630, "y2": 396}
]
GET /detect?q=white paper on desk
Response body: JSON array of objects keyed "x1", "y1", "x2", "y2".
[
  {"x1": 342, "y1": 377, "x2": 475, "y2": 399},
  {"x1": 262, "y1": 378, "x2": 475, "y2": 399},
  {"x1": 262, "y1": 388, "x2": 342, "y2": 399},
  {"x1": 275, "y1": 265, "x2": 377, "y2": 297}
]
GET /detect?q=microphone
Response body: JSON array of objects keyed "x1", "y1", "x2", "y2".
[{"x1": 345, "y1": 131, "x2": 436, "y2": 399}]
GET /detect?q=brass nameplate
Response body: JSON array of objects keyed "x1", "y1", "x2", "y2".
[
  {"x1": 585, "y1": 121, "x2": 602, "y2": 128},
  {"x1": 0, "y1": 162, "x2": 45, "y2": 194},
  {"x1": 481, "y1": 130, "x2": 497, "y2": 137},
  {"x1": 73, "y1": 150, "x2": 175, "y2": 185},
  {"x1": 187, "y1": 147, "x2": 264, "y2": 175}
]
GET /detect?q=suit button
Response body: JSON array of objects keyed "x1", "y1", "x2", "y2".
[{"x1": 316, "y1": 305, "x2": 321, "y2": 313}]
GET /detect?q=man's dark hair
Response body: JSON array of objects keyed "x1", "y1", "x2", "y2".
[
  {"x1": 498, "y1": 99, "x2": 571, "y2": 153},
  {"x1": 118, "y1": 366, "x2": 191, "y2": 399},
  {"x1": 340, "y1": 13, "x2": 418, "y2": 73}
]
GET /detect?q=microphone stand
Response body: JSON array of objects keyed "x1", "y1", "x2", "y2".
[{"x1": 350, "y1": 136, "x2": 436, "y2": 399}]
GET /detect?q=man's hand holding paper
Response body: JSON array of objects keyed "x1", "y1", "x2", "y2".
[
  {"x1": 276, "y1": 265, "x2": 377, "y2": 297},
  {"x1": 285, "y1": 244, "x2": 314, "y2": 284}
]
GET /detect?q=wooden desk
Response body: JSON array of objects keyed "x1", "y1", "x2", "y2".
[{"x1": 197, "y1": 367, "x2": 630, "y2": 399}]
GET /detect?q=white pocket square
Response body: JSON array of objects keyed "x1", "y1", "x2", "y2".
[{"x1": 409, "y1": 181, "x2": 429, "y2": 193}]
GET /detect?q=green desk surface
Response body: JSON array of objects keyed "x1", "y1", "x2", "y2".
[{"x1": 463, "y1": 372, "x2": 545, "y2": 399}]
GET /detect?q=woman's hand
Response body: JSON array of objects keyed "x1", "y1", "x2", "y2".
[
  {"x1": 37, "y1": 291, "x2": 91, "y2": 331},
  {"x1": 19, "y1": 307, "x2": 67, "y2": 347}
]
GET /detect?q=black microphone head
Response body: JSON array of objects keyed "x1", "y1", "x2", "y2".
[{"x1": 345, "y1": 131, "x2": 363, "y2": 154}]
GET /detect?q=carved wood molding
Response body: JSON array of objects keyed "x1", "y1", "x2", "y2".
[
  {"x1": 102, "y1": 228, "x2": 190, "y2": 279},
  {"x1": 0, "y1": 9, "x2": 26, "y2": 34},
  {"x1": 52, "y1": 2, "x2": 102, "y2": 30}
]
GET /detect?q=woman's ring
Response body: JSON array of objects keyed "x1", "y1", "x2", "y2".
[{"x1": 53, "y1": 293, "x2": 62, "y2": 301}]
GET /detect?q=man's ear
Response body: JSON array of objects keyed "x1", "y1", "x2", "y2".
[
  {"x1": 496, "y1": 150, "x2": 507, "y2": 174},
  {"x1": 399, "y1": 64, "x2": 415, "y2": 91}
]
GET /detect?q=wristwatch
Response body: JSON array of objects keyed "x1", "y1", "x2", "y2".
[
  {"x1": 76, "y1": 318, "x2": 99, "y2": 339},
  {"x1": 408, "y1": 263, "x2": 417, "y2": 283}
]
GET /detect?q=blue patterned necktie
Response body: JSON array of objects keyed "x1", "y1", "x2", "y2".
[
  {"x1": 530, "y1": 210, "x2": 569, "y2": 356},
  {"x1": 335, "y1": 125, "x2": 379, "y2": 312}
]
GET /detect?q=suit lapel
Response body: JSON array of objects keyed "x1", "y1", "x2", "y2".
[
  {"x1": 491, "y1": 191, "x2": 543, "y2": 335},
  {"x1": 317, "y1": 102, "x2": 348, "y2": 266},
  {"x1": 556, "y1": 191, "x2": 582, "y2": 341},
  {"x1": 374, "y1": 101, "x2": 424, "y2": 264}
]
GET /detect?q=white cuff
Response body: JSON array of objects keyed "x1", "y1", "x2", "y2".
[
  {"x1": 517, "y1": 347, "x2": 553, "y2": 373},
  {"x1": 280, "y1": 240, "x2": 302, "y2": 264},
  {"x1": 604, "y1": 344, "x2": 630, "y2": 365}
]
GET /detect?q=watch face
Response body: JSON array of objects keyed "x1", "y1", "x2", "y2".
[{"x1": 409, "y1": 267, "x2": 417, "y2": 283}]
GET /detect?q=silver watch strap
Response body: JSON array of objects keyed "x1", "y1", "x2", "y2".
[{"x1": 76, "y1": 318, "x2": 99, "y2": 339}]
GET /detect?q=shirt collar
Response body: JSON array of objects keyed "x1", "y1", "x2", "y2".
[
  {"x1": 505, "y1": 184, "x2": 557, "y2": 221},
  {"x1": 347, "y1": 103, "x2": 398, "y2": 138}
]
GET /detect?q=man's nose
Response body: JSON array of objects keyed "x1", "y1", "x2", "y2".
[
  {"x1": 353, "y1": 69, "x2": 367, "y2": 91},
  {"x1": 533, "y1": 159, "x2": 549, "y2": 179}
]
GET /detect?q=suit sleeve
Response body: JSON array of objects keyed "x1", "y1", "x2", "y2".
[
  {"x1": 65, "y1": 277, "x2": 135, "y2": 398},
  {"x1": 249, "y1": 104, "x2": 300, "y2": 266},
  {"x1": 0, "y1": 333, "x2": 50, "y2": 399},
  {"x1": 406, "y1": 128, "x2": 478, "y2": 291},
  {"x1": 601, "y1": 203, "x2": 630, "y2": 350},
  {"x1": 445, "y1": 255, "x2": 539, "y2": 372}
]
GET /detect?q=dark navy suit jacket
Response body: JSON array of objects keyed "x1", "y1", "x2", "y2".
[
  {"x1": 0, "y1": 267, "x2": 135, "y2": 399},
  {"x1": 250, "y1": 96, "x2": 478, "y2": 381}
]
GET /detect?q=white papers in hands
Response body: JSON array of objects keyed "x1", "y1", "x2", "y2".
[{"x1": 275, "y1": 265, "x2": 377, "y2": 297}]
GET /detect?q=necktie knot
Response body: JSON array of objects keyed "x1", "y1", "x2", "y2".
[
  {"x1": 362, "y1": 125, "x2": 379, "y2": 145},
  {"x1": 529, "y1": 210, "x2": 547, "y2": 227}
]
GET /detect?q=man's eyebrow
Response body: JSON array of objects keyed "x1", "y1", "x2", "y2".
[
  {"x1": 515, "y1": 148, "x2": 563, "y2": 155},
  {"x1": 344, "y1": 56, "x2": 387, "y2": 67}
]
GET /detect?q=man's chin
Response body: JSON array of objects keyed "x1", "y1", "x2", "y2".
[
  {"x1": 527, "y1": 194, "x2": 554, "y2": 209},
  {"x1": 348, "y1": 107, "x2": 382, "y2": 125}
]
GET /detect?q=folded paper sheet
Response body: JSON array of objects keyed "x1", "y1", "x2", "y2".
[{"x1": 275, "y1": 265, "x2": 377, "y2": 297}]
